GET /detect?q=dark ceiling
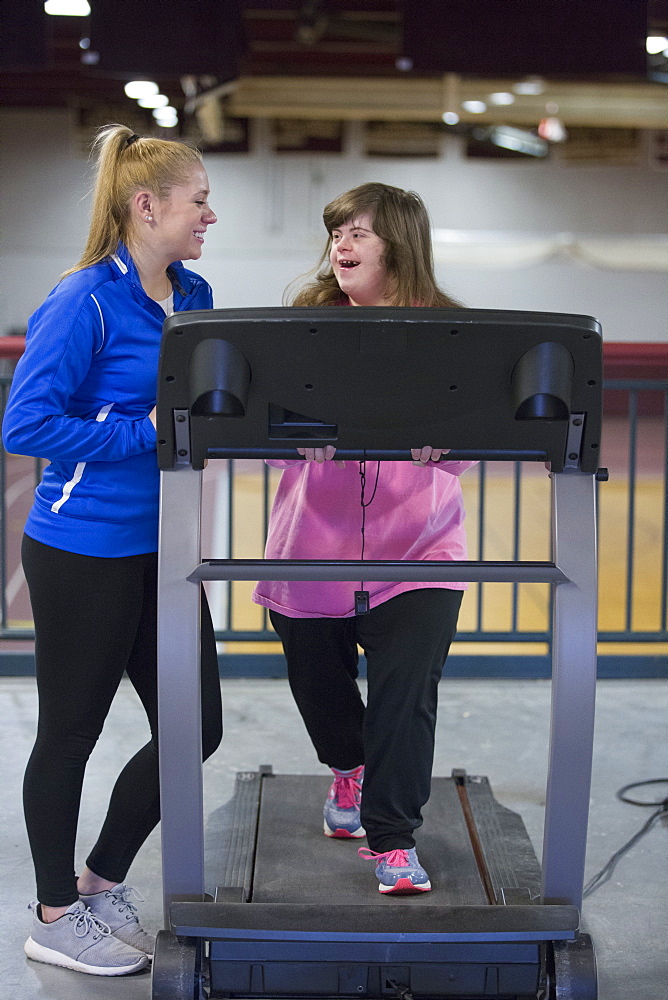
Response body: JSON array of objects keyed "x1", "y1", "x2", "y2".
[
  {"x1": 1, "y1": 1, "x2": 666, "y2": 135},
  {"x1": 5, "y1": 1, "x2": 401, "y2": 110}
]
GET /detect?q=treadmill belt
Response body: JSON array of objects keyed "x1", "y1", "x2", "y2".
[{"x1": 251, "y1": 775, "x2": 488, "y2": 905}]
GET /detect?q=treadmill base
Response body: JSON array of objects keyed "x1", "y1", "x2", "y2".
[{"x1": 155, "y1": 769, "x2": 593, "y2": 999}]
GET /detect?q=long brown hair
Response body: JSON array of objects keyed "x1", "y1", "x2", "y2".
[
  {"x1": 62, "y1": 124, "x2": 203, "y2": 277},
  {"x1": 287, "y1": 182, "x2": 461, "y2": 307}
]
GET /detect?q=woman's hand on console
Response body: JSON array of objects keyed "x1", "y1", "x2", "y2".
[
  {"x1": 411, "y1": 446, "x2": 451, "y2": 465},
  {"x1": 297, "y1": 445, "x2": 346, "y2": 468}
]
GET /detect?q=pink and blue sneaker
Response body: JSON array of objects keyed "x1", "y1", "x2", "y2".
[
  {"x1": 323, "y1": 765, "x2": 365, "y2": 838},
  {"x1": 358, "y1": 847, "x2": 432, "y2": 894}
]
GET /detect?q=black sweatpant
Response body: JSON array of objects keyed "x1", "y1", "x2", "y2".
[
  {"x1": 21, "y1": 534, "x2": 223, "y2": 907},
  {"x1": 270, "y1": 587, "x2": 462, "y2": 853}
]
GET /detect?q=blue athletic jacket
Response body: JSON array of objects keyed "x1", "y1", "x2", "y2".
[{"x1": 2, "y1": 244, "x2": 213, "y2": 556}]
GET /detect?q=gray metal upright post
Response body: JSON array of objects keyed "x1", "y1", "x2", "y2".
[
  {"x1": 541, "y1": 470, "x2": 598, "y2": 907},
  {"x1": 157, "y1": 466, "x2": 205, "y2": 926}
]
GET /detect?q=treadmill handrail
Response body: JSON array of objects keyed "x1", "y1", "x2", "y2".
[
  {"x1": 203, "y1": 449, "x2": 548, "y2": 462},
  {"x1": 188, "y1": 558, "x2": 568, "y2": 584}
]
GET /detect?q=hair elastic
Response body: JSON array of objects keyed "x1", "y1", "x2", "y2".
[{"x1": 125, "y1": 133, "x2": 141, "y2": 147}]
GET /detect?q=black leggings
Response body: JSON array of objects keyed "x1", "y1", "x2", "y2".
[
  {"x1": 270, "y1": 587, "x2": 462, "y2": 853},
  {"x1": 21, "y1": 534, "x2": 223, "y2": 907}
]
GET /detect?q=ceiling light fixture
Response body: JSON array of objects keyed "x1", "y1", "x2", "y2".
[
  {"x1": 493, "y1": 130, "x2": 548, "y2": 157},
  {"x1": 646, "y1": 35, "x2": 668, "y2": 55},
  {"x1": 488, "y1": 92, "x2": 515, "y2": 106},
  {"x1": 138, "y1": 94, "x2": 169, "y2": 109},
  {"x1": 124, "y1": 81, "x2": 159, "y2": 100},
  {"x1": 153, "y1": 107, "x2": 178, "y2": 126},
  {"x1": 442, "y1": 112, "x2": 460, "y2": 125},
  {"x1": 512, "y1": 78, "x2": 546, "y2": 96},
  {"x1": 462, "y1": 100, "x2": 487, "y2": 114},
  {"x1": 483, "y1": 126, "x2": 548, "y2": 158},
  {"x1": 44, "y1": 0, "x2": 90, "y2": 14},
  {"x1": 538, "y1": 117, "x2": 567, "y2": 142}
]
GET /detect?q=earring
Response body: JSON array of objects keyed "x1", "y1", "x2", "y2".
[{"x1": 145, "y1": 215, "x2": 153, "y2": 222}]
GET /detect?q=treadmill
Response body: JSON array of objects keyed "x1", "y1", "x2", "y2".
[{"x1": 153, "y1": 307, "x2": 604, "y2": 1000}]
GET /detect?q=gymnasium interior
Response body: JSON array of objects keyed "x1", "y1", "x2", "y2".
[{"x1": 1, "y1": 3, "x2": 666, "y2": 999}]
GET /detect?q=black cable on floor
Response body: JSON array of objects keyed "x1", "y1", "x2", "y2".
[
  {"x1": 386, "y1": 980, "x2": 414, "y2": 1000},
  {"x1": 583, "y1": 778, "x2": 668, "y2": 898}
]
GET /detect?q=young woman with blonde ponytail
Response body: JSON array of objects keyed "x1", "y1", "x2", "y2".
[{"x1": 3, "y1": 125, "x2": 222, "y2": 976}]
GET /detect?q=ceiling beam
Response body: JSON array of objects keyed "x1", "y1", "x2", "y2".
[{"x1": 228, "y1": 76, "x2": 668, "y2": 129}]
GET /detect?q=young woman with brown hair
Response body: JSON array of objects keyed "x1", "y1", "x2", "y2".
[{"x1": 254, "y1": 183, "x2": 475, "y2": 896}]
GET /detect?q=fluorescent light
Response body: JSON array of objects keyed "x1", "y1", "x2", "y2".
[
  {"x1": 442, "y1": 112, "x2": 460, "y2": 125},
  {"x1": 138, "y1": 94, "x2": 169, "y2": 109},
  {"x1": 538, "y1": 116, "x2": 567, "y2": 142},
  {"x1": 489, "y1": 126, "x2": 548, "y2": 157},
  {"x1": 488, "y1": 92, "x2": 515, "y2": 106},
  {"x1": 124, "y1": 80, "x2": 159, "y2": 100},
  {"x1": 153, "y1": 108, "x2": 178, "y2": 126},
  {"x1": 462, "y1": 100, "x2": 487, "y2": 114},
  {"x1": 44, "y1": 0, "x2": 90, "y2": 14},
  {"x1": 646, "y1": 35, "x2": 668, "y2": 55},
  {"x1": 513, "y1": 78, "x2": 545, "y2": 96}
]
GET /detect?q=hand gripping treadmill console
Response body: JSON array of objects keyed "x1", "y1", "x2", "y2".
[{"x1": 153, "y1": 307, "x2": 604, "y2": 999}]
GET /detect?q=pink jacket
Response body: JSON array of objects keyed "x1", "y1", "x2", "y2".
[{"x1": 252, "y1": 458, "x2": 476, "y2": 618}]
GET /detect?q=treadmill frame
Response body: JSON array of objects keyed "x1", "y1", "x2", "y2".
[{"x1": 154, "y1": 307, "x2": 601, "y2": 996}]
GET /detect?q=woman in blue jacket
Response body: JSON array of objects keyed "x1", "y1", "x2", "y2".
[{"x1": 2, "y1": 125, "x2": 221, "y2": 976}]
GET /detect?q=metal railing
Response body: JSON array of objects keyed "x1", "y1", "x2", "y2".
[{"x1": 2, "y1": 369, "x2": 667, "y2": 660}]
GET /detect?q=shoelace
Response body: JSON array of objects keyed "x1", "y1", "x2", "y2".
[
  {"x1": 104, "y1": 883, "x2": 144, "y2": 919},
  {"x1": 358, "y1": 848, "x2": 410, "y2": 867},
  {"x1": 69, "y1": 906, "x2": 113, "y2": 939},
  {"x1": 332, "y1": 771, "x2": 363, "y2": 810},
  {"x1": 28, "y1": 901, "x2": 112, "y2": 940}
]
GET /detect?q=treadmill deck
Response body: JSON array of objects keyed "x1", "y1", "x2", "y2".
[{"x1": 170, "y1": 772, "x2": 579, "y2": 998}]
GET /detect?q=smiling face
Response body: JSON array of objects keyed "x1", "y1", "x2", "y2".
[
  {"x1": 152, "y1": 163, "x2": 217, "y2": 264},
  {"x1": 329, "y1": 212, "x2": 394, "y2": 306}
]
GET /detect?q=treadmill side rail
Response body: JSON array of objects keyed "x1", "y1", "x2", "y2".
[
  {"x1": 157, "y1": 466, "x2": 206, "y2": 925},
  {"x1": 542, "y1": 471, "x2": 598, "y2": 908}
]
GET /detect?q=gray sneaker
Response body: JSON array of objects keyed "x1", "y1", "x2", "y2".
[
  {"x1": 79, "y1": 883, "x2": 155, "y2": 958},
  {"x1": 24, "y1": 900, "x2": 149, "y2": 976}
]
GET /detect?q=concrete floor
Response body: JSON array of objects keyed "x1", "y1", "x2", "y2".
[{"x1": 0, "y1": 676, "x2": 666, "y2": 1000}]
